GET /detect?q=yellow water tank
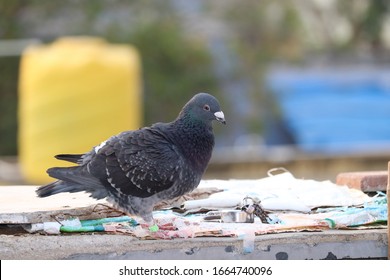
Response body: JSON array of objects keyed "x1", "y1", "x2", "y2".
[{"x1": 18, "y1": 37, "x2": 142, "y2": 184}]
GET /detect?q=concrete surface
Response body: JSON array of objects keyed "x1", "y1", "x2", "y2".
[{"x1": 0, "y1": 229, "x2": 387, "y2": 260}]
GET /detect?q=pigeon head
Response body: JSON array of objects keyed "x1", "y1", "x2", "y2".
[{"x1": 179, "y1": 93, "x2": 226, "y2": 125}]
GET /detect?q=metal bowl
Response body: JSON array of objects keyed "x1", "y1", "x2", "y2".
[{"x1": 220, "y1": 210, "x2": 254, "y2": 223}]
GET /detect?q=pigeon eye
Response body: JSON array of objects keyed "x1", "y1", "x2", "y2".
[{"x1": 203, "y1": 104, "x2": 210, "y2": 111}]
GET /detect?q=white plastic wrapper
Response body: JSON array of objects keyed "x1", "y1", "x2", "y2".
[{"x1": 183, "y1": 170, "x2": 370, "y2": 212}]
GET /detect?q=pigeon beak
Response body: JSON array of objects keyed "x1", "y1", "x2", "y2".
[{"x1": 214, "y1": 111, "x2": 226, "y2": 125}]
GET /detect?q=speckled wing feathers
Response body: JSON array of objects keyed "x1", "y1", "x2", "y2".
[{"x1": 96, "y1": 128, "x2": 182, "y2": 198}]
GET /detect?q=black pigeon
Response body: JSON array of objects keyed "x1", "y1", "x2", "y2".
[{"x1": 36, "y1": 93, "x2": 225, "y2": 227}]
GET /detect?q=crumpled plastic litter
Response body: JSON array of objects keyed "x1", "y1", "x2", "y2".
[
  {"x1": 27, "y1": 216, "x2": 137, "y2": 234},
  {"x1": 322, "y1": 192, "x2": 387, "y2": 228},
  {"x1": 182, "y1": 170, "x2": 370, "y2": 213}
]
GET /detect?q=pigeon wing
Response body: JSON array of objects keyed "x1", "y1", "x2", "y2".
[{"x1": 96, "y1": 128, "x2": 183, "y2": 198}]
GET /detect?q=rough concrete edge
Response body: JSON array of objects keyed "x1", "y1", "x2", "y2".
[{"x1": 0, "y1": 229, "x2": 387, "y2": 260}]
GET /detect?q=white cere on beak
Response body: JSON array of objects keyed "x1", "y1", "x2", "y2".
[{"x1": 214, "y1": 111, "x2": 226, "y2": 124}]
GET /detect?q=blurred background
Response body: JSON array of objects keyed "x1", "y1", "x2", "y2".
[{"x1": 1, "y1": 0, "x2": 390, "y2": 184}]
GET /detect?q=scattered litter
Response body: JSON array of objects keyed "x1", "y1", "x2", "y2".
[
  {"x1": 25, "y1": 216, "x2": 137, "y2": 234},
  {"x1": 322, "y1": 192, "x2": 387, "y2": 228},
  {"x1": 12, "y1": 169, "x2": 388, "y2": 241},
  {"x1": 182, "y1": 170, "x2": 370, "y2": 213},
  {"x1": 241, "y1": 196, "x2": 271, "y2": 223}
]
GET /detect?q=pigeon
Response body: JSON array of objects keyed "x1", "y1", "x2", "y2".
[{"x1": 36, "y1": 92, "x2": 226, "y2": 229}]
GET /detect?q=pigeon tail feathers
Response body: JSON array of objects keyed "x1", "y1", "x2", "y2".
[
  {"x1": 36, "y1": 166, "x2": 108, "y2": 199},
  {"x1": 36, "y1": 180, "x2": 81, "y2": 197},
  {"x1": 54, "y1": 154, "x2": 84, "y2": 164}
]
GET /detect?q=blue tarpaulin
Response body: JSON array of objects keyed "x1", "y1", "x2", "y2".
[{"x1": 266, "y1": 67, "x2": 390, "y2": 153}]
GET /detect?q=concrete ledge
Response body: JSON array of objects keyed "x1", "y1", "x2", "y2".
[{"x1": 0, "y1": 229, "x2": 387, "y2": 260}]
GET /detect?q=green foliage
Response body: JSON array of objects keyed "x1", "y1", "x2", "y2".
[
  {"x1": 353, "y1": 0, "x2": 389, "y2": 49},
  {"x1": 221, "y1": 0, "x2": 304, "y2": 134},
  {"x1": 1, "y1": 0, "x2": 390, "y2": 155},
  {"x1": 0, "y1": 57, "x2": 19, "y2": 155},
  {"x1": 128, "y1": 21, "x2": 219, "y2": 124},
  {"x1": 102, "y1": 1, "x2": 220, "y2": 125},
  {"x1": 0, "y1": 0, "x2": 23, "y2": 155},
  {"x1": 0, "y1": 0, "x2": 23, "y2": 37},
  {"x1": 0, "y1": 0, "x2": 219, "y2": 155}
]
